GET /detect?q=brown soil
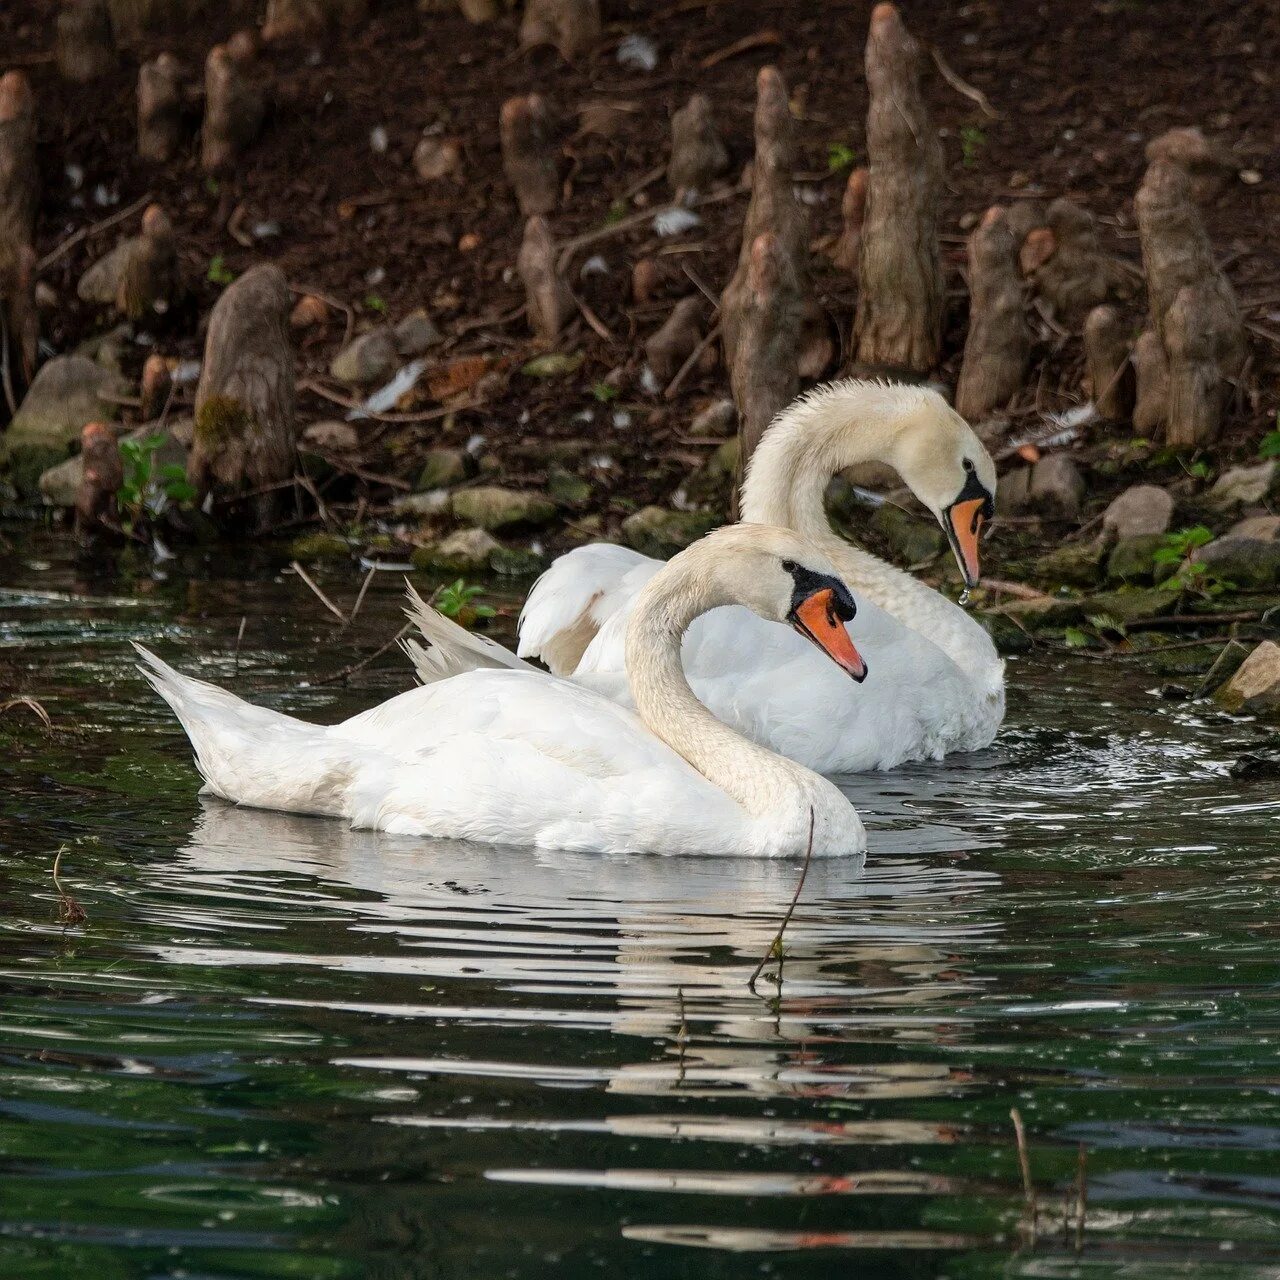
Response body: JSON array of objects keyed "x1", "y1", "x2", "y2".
[{"x1": 4, "y1": 0, "x2": 1279, "y2": 537}]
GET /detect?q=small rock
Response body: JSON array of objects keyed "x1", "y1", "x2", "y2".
[
  {"x1": 1193, "y1": 536, "x2": 1280, "y2": 589},
  {"x1": 413, "y1": 136, "x2": 462, "y2": 182},
  {"x1": 620, "y1": 505, "x2": 716, "y2": 558},
  {"x1": 1, "y1": 356, "x2": 126, "y2": 495},
  {"x1": 288, "y1": 532, "x2": 350, "y2": 561},
  {"x1": 301, "y1": 420, "x2": 359, "y2": 452},
  {"x1": 411, "y1": 526, "x2": 500, "y2": 573},
  {"x1": 77, "y1": 240, "x2": 135, "y2": 305},
  {"x1": 1027, "y1": 454, "x2": 1086, "y2": 520},
  {"x1": 547, "y1": 468, "x2": 592, "y2": 506},
  {"x1": 1208, "y1": 461, "x2": 1278, "y2": 508},
  {"x1": 1228, "y1": 514, "x2": 1280, "y2": 541},
  {"x1": 869, "y1": 504, "x2": 944, "y2": 566},
  {"x1": 1215, "y1": 640, "x2": 1280, "y2": 716},
  {"x1": 1035, "y1": 540, "x2": 1105, "y2": 587},
  {"x1": 1106, "y1": 533, "x2": 1168, "y2": 584},
  {"x1": 394, "y1": 309, "x2": 443, "y2": 356},
  {"x1": 392, "y1": 490, "x2": 452, "y2": 519},
  {"x1": 994, "y1": 596, "x2": 1086, "y2": 629},
  {"x1": 451, "y1": 485, "x2": 556, "y2": 530},
  {"x1": 1230, "y1": 748, "x2": 1280, "y2": 779},
  {"x1": 1102, "y1": 484, "x2": 1175, "y2": 542},
  {"x1": 329, "y1": 329, "x2": 399, "y2": 385},
  {"x1": 290, "y1": 294, "x2": 329, "y2": 329},
  {"x1": 997, "y1": 464, "x2": 1033, "y2": 516},
  {"x1": 489, "y1": 545, "x2": 544, "y2": 576},
  {"x1": 415, "y1": 448, "x2": 471, "y2": 491},
  {"x1": 689, "y1": 398, "x2": 735, "y2": 437},
  {"x1": 1084, "y1": 587, "x2": 1177, "y2": 625}
]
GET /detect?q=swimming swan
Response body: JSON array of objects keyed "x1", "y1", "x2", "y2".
[{"x1": 136, "y1": 525, "x2": 871, "y2": 858}]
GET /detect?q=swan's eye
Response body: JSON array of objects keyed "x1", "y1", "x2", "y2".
[
  {"x1": 781, "y1": 558, "x2": 797, "y2": 573},
  {"x1": 962, "y1": 457, "x2": 976, "y2": 473}
]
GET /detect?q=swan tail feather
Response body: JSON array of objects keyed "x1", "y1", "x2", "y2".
[
  {"x1": 402, "y1": 583, "x2": 532, "y2": 685},
  {"x1": 133, "y1": 643, "x2": 356, "y2": 816}
]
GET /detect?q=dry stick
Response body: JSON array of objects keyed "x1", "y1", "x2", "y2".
[
  {"x1": 663, "y1": 322, "x2": 720, "y2": 400},
  {"x1": 569, "y1": 286, "x2": 616, "y2": 343},
  {"x1": 289, "y1": 282, "x2": 356, "y2": 349},
  {"x1": 347, "y1": 564, "x2": 376, "y2": 625},
  {"x1": 929, "y1": 44, "x2": 1000, "y2": 118},
  {"x1": 1074, "y1": 1142, "x2": 1088, "y2": 1252},
  {"x1": 980, "y1": 577, "x2": 1050, "y2": 602},
  {"x1": 289, "y1": 560, "x2": 348, "y2": 623},
  {"x1": 0, "y1": 307, "x2": 15, "y2": 416},
  {"x1": 747, "y1": 808, "x2": 815, "y2": 995},
  {"x1": 1, "y1": 695, "x2": 52, "y2": 729},
  {"x1": 309, "y1": 623, "x2": 412, "y2": 687},
  {"x1": 1010, "y1": 1108, "x2": 1038, "y2": 1245},
  {"x1": 52, "y1": 845, "x2": 87, "y2": 927},
  {"x1": 36, "y1": 193, "x2": 154, "y2": 273},
  {"x1": 232, "y1": 615, "x2": 247, "y2": 677},
  {"x1": 298, "y1": 378, "x2": 481, "y2": 428},
  {"x1": 700, "y1": 29, "x2": 782, "y2": 70},
  {"x1": 681, "y1": 262, "x2": 721, "y2": 311},
  {"x1": 1130, "y1": 609, "x2": 1266, "y2": 631},
  {"x1": 617, "y1": 164, "x2": 665, "y2": 203}
]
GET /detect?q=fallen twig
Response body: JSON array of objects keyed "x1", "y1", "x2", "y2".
[
  {"x1": 569, "y1": 286, "x2": 616, "y2": 343},
  {"x1": 289, "y1": 560, "x2": 348, "y2": 623},
  {"x1": 1010, "y1": 1108, "x2": 1037, "y2": 1245},
  {"x1": 308, "y1": 623, "x2": 412, "y2": 687},
  {"x1": 233, "y1": 616, "x2": 247, "y2": 678},
  {"x1": 289, "y1": 282, "x2": 356, "y2": 349},
  {"x1": 52, "y1": 846, "x2": 88, "y2": 928},
  {"x1": 929, "y1": 44, "x2": 1001, "y2": 118},
  {"x1": 664, "y1": 322, "x2": 720, "y2": 400},
  {"x1": 1074, "y1": 1142, "x2": 1088, "y2": 1252},
  {"x1": 2, "y1": 695, "x2": 52, "y2": 729},
  {"x1": 36, "y1": 193, "x2": 154, "y2": 273},
  {"x1": 298, "y1": 377, "x2": 481, "y2": 428},
  {"x1": 347, "y1": 565, "x2": 376, "y2": 626},
  {"x1": 700, "y1": 29, "x2": 783, "y2": 70},
  {"x1": 747, "y1": 808, "x2": 814, "y2": 994},
  {"x1": 980, "y1": 578, "x2": 1051, "y2": 602}
]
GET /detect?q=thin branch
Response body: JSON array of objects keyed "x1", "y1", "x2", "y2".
[
  {"x1": 347, "y1": 565, "x2": 376, "y2": 625},
  {"x1": 1074, "y1": 1142, "x2": 1088, "y2": 1252},
  {"x1": 929, "y1": 44, "x2": 1001, "y2": 118},
  {"x1": 289, "y1": 282, "x2": 356, "y2": 349},
  {"x1": 664, "y1": 322, "x2": 720, "y2": 400},
  {"x1": 308, "y1": 623, "x2": 412, "y2": 687},
  {"x1": 1010, "y1": 1108, "x2": 1038, "y2": 1244},
  {"x1": 748, "y1": 809, "x2": 815, "y2": 994},
  {"x1": 288, "y1": 560, "x2": 348, "y2": 623},
  {"x1": 36, "y1": 193, "x2": 154, "y2": 273},
  {"x1": 2, "y1": 695, "x2": 52, "y2": 729}
]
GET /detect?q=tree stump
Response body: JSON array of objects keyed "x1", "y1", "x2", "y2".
[
  {"x1": 139, "y1": 353, "x2": 171, "y2": 420},
  {"x1": 668, "y1": 95, "x2": 729, "y2": 203},
  {"x1": 1145, "y1": 126, "x2": 1235, "y2": 203},
  {"x1": 75, "y1": 422, "x2": 123, "y2": 538},
  {"x1": 0, "y1": 73, "x2": 38, "y2": 279},
  {"x1": 137, "y1": 53, "x2": 184, "y2": 162},
  {"x1": 262, "y1": 0, "x2": 368, "y2": 40},
  {"x1": 1030, "y1": 198, "x2": 1123, "y2": 326},
  {"x1": 1, "y1": 243, "x2": 38, "y2": 405},
  {"x1": 518, "y1": 215, "x2": 572, "y2": 344},
  {"x1": 117, "y1": 203, "x2": 179, "y2": 321},
  {"x1": 732, "y1": 232, "x2": 800, "y2": 497},
  {"x1": 200, "y1": 36, "x2": 266, "y2": 176},
  {"x1": 720, "y1": 66, "x2": 809, "y2": 372},
  {"x1": 955, "y1": 206, "x2": 1029, "y2": 421},
  {"x1": 644, "y1": 296, "x2": 704, "y2": 383},
  {"x1": 1132, "y1": 329, "x2": 1169, "y2": 435},
  {"x1": 519, "y1": 0, "x2": 600, "y2": 62},
  {"x1": 853, "y1": 3, "x2": 944, "y2": 374},
  {"x1": 831, "y1": 166, "x2": 868, "y2": 274},
  {"x1": 1136, "y1": 159, "x2": 1245, "y2": 446},
  {"x1": 500, "y1": 94, "x2": 557, "y2": 217},
  {"x1": 56, "y1": 0, "x2": 117, "y2": 82},
  {"x1": 1082, "y1": 304, "x2": 1133, "y2": 420},
  {"x1": 189, "y1": 264, "x2": 296, "y2": 532}
]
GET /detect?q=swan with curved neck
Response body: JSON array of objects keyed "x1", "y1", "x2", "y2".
[
  {"x1": 136, "y1": 525, "x2": 869, "y2": 857},
  {"x1": 408, "y1": 380, "x2": 1005, "y2": 775}
]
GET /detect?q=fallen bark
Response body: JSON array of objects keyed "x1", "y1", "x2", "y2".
[
  {"x1": 137, "y1": 53, "x2": 185, "y2": 163},
  {"x1": 1082, "y1": 304, "x2": 1133, "y2": 420},
  {"x1": 189, "y1": 263, "x2": 296, "y2": 532},
  {"x1": 853, "y1": 3, "x2": 944, "y2": 373},
  {"x1": 720, "y1": 66, "x2": 809, "y2": 372},
  {"x1": 500, "y1": 94, "x2": 558, "y2": 217},
  {"x1": 0, "y1": 73, "x2": 39, "y2": 279},
  {"x1": 56, "y1": 0, "x2": 117, "y2": 82},
  {"x1": 518, "y1": 215, "x2": 572, "y2": 344},
  {"x1": 519, "y1": 0, "x2": 600, "y2": 61},
  {"x1": 955, "y1": 206, "x2": 1029, "y2": 420},
  {"x1": 200, "y1": 35, "x2": 266, "y2": 176},
  {"x1": 1136, "y1": 159, "x2": 1245, "y2": 446},
  {"x1": 668, "y1": 95, "x2": 729, "y2": 202},
  {"x1": 732, "y1": 232, "x2": 799, "y2": 492}
]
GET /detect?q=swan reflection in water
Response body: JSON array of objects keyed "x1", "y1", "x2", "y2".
[{"x1": 149, "y1": 797, "x2": 1002, "y2": 1107}]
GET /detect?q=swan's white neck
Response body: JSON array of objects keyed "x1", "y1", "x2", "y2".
[
  {"x1": 624, "y1": 565, "x2": 830, "y2": 825},
  {"x1": 737, "y1": 382, "x2": 995, "y2": 672}
]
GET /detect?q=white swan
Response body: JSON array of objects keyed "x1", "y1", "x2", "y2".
[
  {"x1": 136, "y1": 525, "x2": 870, "y2": 858},
  {"x1": 410, "y1": 380, "x2": 1005, "y2": 774}
]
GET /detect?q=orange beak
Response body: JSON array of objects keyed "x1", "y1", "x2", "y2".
[
  {"x1": 791, "y1": 588, "x2": 868, "y2": 682},
  {"x1": 945, "y1": 497, "x2": 987, "y2": 589}
]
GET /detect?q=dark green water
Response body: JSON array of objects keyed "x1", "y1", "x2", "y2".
[{"x1": 3, "y1": 534, "x2": 1280, "y2": 1279}]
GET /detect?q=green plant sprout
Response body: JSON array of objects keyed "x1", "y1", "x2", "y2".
[
  {"x1": 433, "y1": 579, "x2": 496, "y2": 629},
  {"x1": 207, "y1": 255, "x2": 235, "y2": 286},
  {"x1": 960, "y1": 124, "x2": 987, "y2": 168},
  {"x1": 1259, "y1": 414, "x2": 1280, "y2": 460},
  {"x1": 826, "y1": 141, "x2": 857, "y2": 173},
  {"x1": 1154, "y1": 526, "x2": 1234, "y2": 598},
  {"x1": 119, "y1": 435, "x2": 196, "y2": 530}
]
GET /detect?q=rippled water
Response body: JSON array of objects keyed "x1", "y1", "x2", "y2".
[{"x1": 3, "y1": 536, "x2": 1280, "y2": 1279}]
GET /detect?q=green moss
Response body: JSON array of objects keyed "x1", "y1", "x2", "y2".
[
  {"x1": 195, "y1": 395, "x2": 253, "y2": 446},
  {"x1": 287, "y1": 532, "x2": 351, "y2": 561}
]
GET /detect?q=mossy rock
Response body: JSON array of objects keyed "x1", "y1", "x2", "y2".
[
  {"x1": 1082, "y1": 587, "x2": 1177, "y2": 625},
  {"x1": 978, "y1": 612, "x2": 1034, "y2": 655},
  {"x1": 412, "y1": 526, "x2": 500, "y2": 573},
  {"x1": 489, "y1": 545, "x2": 545, "y2": 576},
  {"x1": 6, "y1": 445, "x2": 68, "y2": 501},
  {"x1": 547, "y1": 468, "x2": 592, "y2": 507},
  {"x1": 1106, "y1": 534, "x2": 1168, "y2": 585},
  {"x1": 992, "y1": 596, "x2": 1086, "y2": 631},
  {"x1": 869, "y1": 503, "x2": 944, "y2": 566},
  {"x1": 1034, "y1": 541, "x2": 1104, "y2": 589},
  {"x1": 450, "y1": 485, "x2": 556, "y2": 531},
  {"x1": 288, "y1": 532, "x2": 352, "y2": 561},
  {"x1": 415, "y1": 448, "x2": 471, "y2": 492},
  {"x1": 620, "y1": 506, "x2": 716, "y2": 558}
]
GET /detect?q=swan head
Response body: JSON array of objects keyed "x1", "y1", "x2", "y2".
[
  {"x1": 886, "y1": 393, "x2": 996, "y2": 589},
  {"x1": 669, "y1": 525, "x2": 868, "y2": 681}
]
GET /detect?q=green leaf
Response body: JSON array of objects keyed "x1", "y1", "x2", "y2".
[
  {"x1": 826, "y1": 141, "x2": 857, "y2": 173},
  {"x1": 1258, "y1": 429, "x2": 1280, "y2": 460},
  {"x1": 521, "y1": 352, "x2": 584, "y2": 378},
  {"x1": 592, "y1": 381, "x2": 620, "y2": 403},
  {"x1": 1063, "y1": 627, "x2": 1090, "y2": 648},
  {"x1": 207, "y1": 255, "x2": 235, "y2": 286},
  {"x1": 364, "y1": 293, "x2": 387, "y2": 314}
]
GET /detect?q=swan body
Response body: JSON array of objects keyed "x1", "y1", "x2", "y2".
[
  {"x1": 139, "y1": 526, "x2": 868, "y2": 858},
  {"x1": 413, "y1": 380, "x2": 1006, "y2": 774}
]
